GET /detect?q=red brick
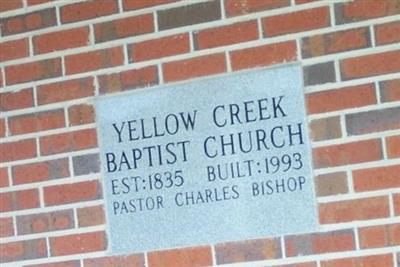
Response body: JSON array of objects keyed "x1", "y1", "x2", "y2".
[
  {"x1": 302, "y1": 27, "x2": 370, "y2": 58},
  {"x1": 0, "y1": 88, "x2": 34, "y2": 111},
  {"x1": 0, "y1": 189, "x2": 40, "y2": 212},
  {"x1": 225, "y1": 0, "x2": 290, "y2": 17},
  {"x1": 40, "y1": 128, "x2": 97, "y2": 156},
  {"x1": 310, "y1": 116, "x2": 342, "y2": 141},
  {"x1": 387, "y1": 135, "x2": 400, "y2": 159},
  {"x1": 34, "y1": 27, "x2": 89, "y2": 54},
  {"x1": 61, "y1": 0, "x2": 118, "y2": 23},
  {"x1": 9, "y1": 109, "x2": 65, "y2": 135},
  {"x1": 12, "y1": 158, "x2": 69, "y2": 185},
  {"x1": 77, "y1": 205, "x2": 105, "y2": 227},
  {"x1": 315, "y1": 172, "x2": 348, "y2": 197},
  {"x1": 194, "y1": 21, "x2": 258, "y2": 50},
  {"x1": 319, "y1": 196, "x2": 390, "y2": 224},
  {"x1": 0, "y1": 0, "x2": 23, "y2": 12},
  {"x1": 230, "y1": 40, "x2": 296, "y2": 71},
  {"x1": 394, "y1": 194, "x2": 400, "y2": 216},
  {"x1": 380, "y1": 78, "x2": 400, "y2": 103},
  {"x1": 50, "y1": 231, "x2": 106, "y2": 256},
  {"x1": 130, "y1": 33, "x2": 190, "y2": 62},
  {"x1": 5, "y1": 58, "x2": 61, "y2": 85},
  {"x1": 359, "y1": 223, "x2": 400, "y2": 249},
  {"x1": 94, "y1": 14, "x2": 154, "y2": 43},
  {"x1": 340, "y1": 50, "x2": 400, "y2": 80},
  {"x1": 353, "y1": 165, "x2": 400, "y2": 192},
  {"x1": 44, "y1": 180, "x2": 102, "y2": 206},
  {"x1": 285, "y1": 229, "x2": 355, "y2": 256},
  {"x1": 65, "y1": 46, "x2": 124, "y2": 75},
  {"x1": 321, "y1": 254, "x2": 393, "y2": 267},
  {"x1": 0, "y1": 167, "x2": 8, "y2": 187},
  {"x1": 26, "y1": 0, "x2": 54, "y2": 6},
  {"x1": 17, "y1": 209, "x2": 74, "y2": 235},
  {"x1": 0, "y1": 38, "x2": 29, "y2": 62},
  {"x1": 262, "y1": 7, "x2": 330, "y2": 37},
  {"x1": 335, "y1": 0, "x2": 400, "y2": 24},
  {"x1": 0, "y1": 8, "x2": 56, "y2": 36},
  {"x1": 375, "y1": 21, "x2": 400, "y2": 45},
  {"x1": 25, "y1": 261, "x2": 80, "y2": 267},
  {"x1": 313, "y1": 139, "x2": 382, "y2": 168},
  {"x1": 68, "y1": 104, "x2": 95, "y2": 126},
  {"x1": 0, "y1": 239, "x2": 47, "y2": 263},
  {"x1": 98, "y1": 66, "x2": 158, "y2": 94},
  {"x1": 0, "y1": 139, "x2": 37, "y2": 162},
  {"x1": 163, "y1": 53, "x2": 226, "y2": 82},
  {"x1": 215, "y1": 238, "x2": 281, "y2": 264},
  {"x1": 148, "y1": 246, "x2": 212, "y2": 267},
  {"x1": 123, "y1": 0, "x2": 177, "y2": 11},
  {"x1": 0, "y1": 217, "x2": 14, "y2": 237},
  {"x1": 0, "y1": 118, "x2": 5, "y2": 138},
  {"x1": 307, "y1": 83, "x2": 376, "y2": 114},
  {"x1": 37, "y1": 77, "x2": 95, "y2": 105}
]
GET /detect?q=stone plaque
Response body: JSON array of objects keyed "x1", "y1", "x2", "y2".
[{"x1": 96, "y1": 64, "x2": 318, "y2": 254}]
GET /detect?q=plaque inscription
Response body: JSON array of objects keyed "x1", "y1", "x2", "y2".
[{"x1": 96, "y1": 64, "x2": 318, "y2": 253}]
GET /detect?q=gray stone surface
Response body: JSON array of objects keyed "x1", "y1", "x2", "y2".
[{"x1": 96, "y1": 64, "x2": 317, "y2": 254}]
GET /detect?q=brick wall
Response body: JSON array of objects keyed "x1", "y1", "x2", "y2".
[{"x1": 0, "y1": 0, "x2": 399, "y2": 266}]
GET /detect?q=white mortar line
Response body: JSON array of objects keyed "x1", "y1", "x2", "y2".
[
  {"x1": 157, "y1": 63, "x2": 164, "y2": 85},
  {"x1": 88, "y1": 24, "x2": 95, "y2": 45},
  {"x1": 144, "y1": 251, "x2": 149, "y2": 267},
  {"x1": 28, "y1": 36, "x2": 34, "y2": 57},
  {"x1": 211, "y1": 244, "x2": 217, "y2": 266},
  {"x1": 370, "y1": 25, "x2": 376, "y2": 47},
  {"x1": 375, "y1": 80, "x2": 381, "y2": 104},
  {"x1": 308, "y1": 100, "x2": 400, "y2": 122},
  {"x1": 319, "y1": 217, "x2": 400, "y2": 232},
  {"x1": 189, "y1": 31, "x2": 195, "y2": 52},
  {"x1": 7, "y1": 166, "x2": 12, "y2": 190},
  {"x1": 117, "y1": 0, "x2": 123, "y2": 13},
  {"x1": 123, "y1": 44, "x2": 129, "y2": 65},
  {"x1": 382, "y1": 136, "x2": 388, "y2": 160},
  {"x1": 153, "y1": 11, "x2": 159, "y2": 32},
  {"x1": 280, "y1": 237, "x2": 286, "y2": 258},
  {"x1": 55, "y1": 5, "x2": 61, "y2": 26},
  {"x1": 313, "y1": 158, "x2": 400, "y2": 176},
  {"x1": 389, "y1": 194, "x2": 395, "y2": 218},
  {"x1": 257, "y1": 18, "x2": 263, "y2": 39},
  {"x1": 354, "y1": 226, "x2": 360, "y2": 250},
  {"x1": 329, "y1": 1, "x2": 335, "y2": 27},
  {"x1": 317, "y1": 188, "x2": 399, "y2": 204},
  {"x1": 73, "y1": 207, "x2": 79, "y2": 229},
  {"x1": 93, "y1": 75, "x2": 100, "y2": 96},
  {"x1": 346, "y1": 169, "x2": 354, "y2": 194},
  {"x1": 225, "y1": 51, "x2": 232, "y2": 73},
  {"x1": 339, "y1": 113, "x2": 347, "y2": 138},
  {"x1": 220, "y1": 0, "x2": 226, "y2": 19}
]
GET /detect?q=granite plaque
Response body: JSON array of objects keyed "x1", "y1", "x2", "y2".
[{"x1": 96, "y1": 64, "x2": 318, "y2": 253}]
